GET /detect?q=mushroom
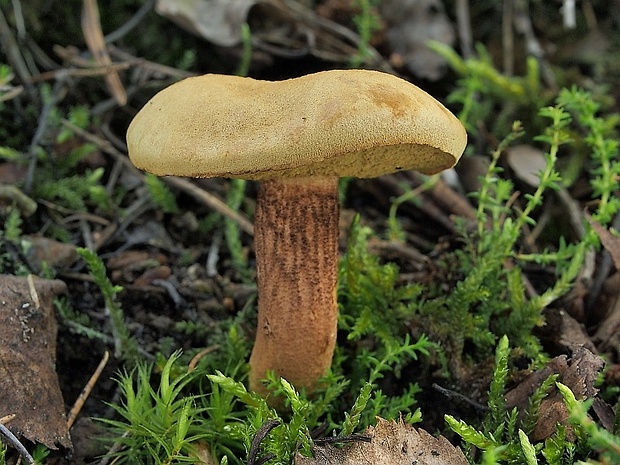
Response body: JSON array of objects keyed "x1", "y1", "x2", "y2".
[{"x1": 126, "y1": 69, "x2": 467, "y2": 397}]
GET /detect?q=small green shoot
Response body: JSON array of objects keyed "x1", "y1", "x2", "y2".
[
  {"x1": 350, "y1": 0, "x2": 381, "y2": 68},
  {"x1": 77, "y1": 247, "x2": 140, "y2": 364},
  {"x1": 100, "y1": 352, "x2": 211, "y2": 464},
  {"x1": 144, "y1": 173, "x2": 179, "y2": 214},
  {"x1": 224, "y1": 179, "x2": 252, "y2": 283}
]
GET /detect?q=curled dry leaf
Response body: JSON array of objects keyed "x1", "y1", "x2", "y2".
[
  {"x1": 155, "y1": 0, "x2": 267, "y2": 47},
  {"x1": 295, "y1": 418, "x2": 468, "y2": 465},
  {"x1": 594, "y1": 289, "x2": 620, "y2": 352},
  {"x1": 541, "y1": 307, "x2": 597, "y2": 354},
  {"x1": 0, "y1": 275, "x2": 71, "y2": 449},
  {"x1": 586, "y1": 214, "x2": 620, "y2": 350},
  {"x1": 585, "y1": 213, "x2": 620, "y2": 271},
  {"x1": 505, "y1": 346, "x2": 606, "y2": 442}
]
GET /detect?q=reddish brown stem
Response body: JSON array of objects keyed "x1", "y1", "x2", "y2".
[{"x1": 249, "y1": 176, "x2": 339, "y2": 397}]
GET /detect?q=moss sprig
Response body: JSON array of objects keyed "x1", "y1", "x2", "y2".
[{"x1": 77, "y1": 247, "x2": 140, "y2": 364}]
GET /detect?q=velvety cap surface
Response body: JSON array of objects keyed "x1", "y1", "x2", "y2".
[{"x1": 127, "y1": 69, "x2": 467, "y2": 180}]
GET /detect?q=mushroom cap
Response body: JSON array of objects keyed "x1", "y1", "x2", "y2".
[{"x1": 127, "y1": 69, "x2": 466, "y2": 180}]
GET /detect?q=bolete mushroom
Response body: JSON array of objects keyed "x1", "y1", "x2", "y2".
[{"x1": 126, "y1": 69, "x2": 467, "y2": 397}]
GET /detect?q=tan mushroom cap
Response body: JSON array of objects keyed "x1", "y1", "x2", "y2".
[{"x1": 127, "y1": 69, "x2": 467, "y2": 180}]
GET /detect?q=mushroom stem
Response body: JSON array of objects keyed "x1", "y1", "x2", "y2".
[{"x1": 249, "y1": 176, "x2": 339, "y2": 397}]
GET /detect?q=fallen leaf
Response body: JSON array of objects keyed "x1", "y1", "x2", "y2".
[
  {"x1": 133, "y1": 265, "x2": 172, "y2": 286},
  {"x1": 505, "y1": 346, "x2": 605, "y2": 442},
  {"x1": 593, "y1": 280, "x2": 620, "y2": 351},
  {"x1": 0, "y1": 275, "x2": 71, "y2": 449},
  {"x1": 295, "y1": 418, "x2": 468, "y2": 465},
  {"x1": 505, "y1": 145, "x2": 548, "y2": 187},
  {"x1": 586, "y1": 214, "x2": 620, "y2": 271},
  {"x1": 23, "y1": 235, "x2": 79, "y2": 269},
  {"x1": 541, "y1": 307, "x2": 597, "y2": 354}
]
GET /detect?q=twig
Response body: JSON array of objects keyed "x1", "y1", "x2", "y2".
[
  {"x1": 92, "y1": 193, "x2": 152, "y2": 251},
  {"x1": 0, "y1": 184, "x2": 38, "y2": 216},
  {"x1": 313, "y1": 433, "x2": 371, "y2": 445},
  {"x1": 81, "y1": 0, "x2": 127, "y2": 105},
  {"x1": 187, "y1": 345, "x2": 220, "y2": 372},
  {"x1": 0, "y1": 417, "x2": 35, "y2": 465},
  {"x1": 280, "y1": 0, "x2": 394, "y2": 72},
  {"x1": 67, "y1": 351, "x2": 110, "y2": 429},
  {"x1": 0, "y1": 4, "x2": 36, "y2": 97},
  {"x1": 206, "y1": 230, "x2": 223, "y2": 277},
  {"x1": 502, "y1": 0, "x2": 514, "y2": 75},
  {"x1": 420, "y1": 173, "x2": 477, "y2": 221},
  {"x1": 432, "y1": 383, "x2": 487, "y2": 412},
  {"x1": 151, "y1": 278, "x2": 185, "y2": 307},
  {"x1": 164, "y1": 177, "x2": 255, "y2": 236},
  {"x1": 24, "y1": 77, "x2": 66, "y2": 193},
  {"x1": 30, "y1": 53, "x2": 131, "y2": 83},
  {"x1": 513, "y1": 0, "x2": 557, "y2": 90},
  {"x1": 247, "y1": 419, "x2": 280, "y2": 465},
  {"x1": 97, "y1": 430, "x2": 130, "y2": 465},
  {"x1": 109, "y1": 46, "x2": 196, "y2": 80},
  {"x1": 455, "y1": 0, "x2": 474, "y2": 59},
  {"x1": 379, "y1": 176, "x2": 457, "y2": 233},
  {"x1": 0, "y1": 82, "x2": 24, "y2": 101},
  {"x1": 104, "y1": 0, "x2": 155, "y2": 44}
]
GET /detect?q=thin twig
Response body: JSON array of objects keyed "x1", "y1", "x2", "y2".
[
  {"x1": 0, "y1": 418, "x2": 35, "y2": 465},
  {"x1": 109, "y1": 46, "x2": 196, "y2": 80},
  {"x1": 164, "y1": 177, "x2": 255, "y2": 236},
  {"x1": 81, "y1": 0, "x2": 127, "y2": 105},
  {"x1": 314, "y1": 433, "x2": 371, "y2": 445},
  {"x1": 151, "y1": 278, "x2": 185, "y2": 307},
  {"x1": 97, "y1": 430, "x2": 130, "y2": 465},
  {"x1": 455, "y1": 0, "x2": 474, "y2": 59},
  {"x1": 187, "y1": 345, "x2": 221, "y2": 372},
  {"x1": 247, "y1": 419, "x2": 281, "y2": 465},
  {"x1": 67, "y1": 351, "x2": 110, "y2": 428},
  {"x1": 432, "y1": 383, "x2": 487, "y2": 412},
  {"x1": 104, "y1": 0, "x2": 155, "y2": 44},
  {"x1": 502, "y1": 0, "x2": 514, "y2": 76},
  {"x1": 280, "y1": 0, "x2": 394, "y2": 71},
  {"x1": 0, "y1": 4, "x2": 36, "y2": 97},
  {"x1": 24, "y1": 77, "x2": 66, "y2": 193}
]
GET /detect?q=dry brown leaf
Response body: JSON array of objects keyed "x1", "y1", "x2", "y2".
[
  {"x1": 0, "y1": 275, "x2": 71, "y2": 449},
  {"x1": 295, "y1": 418, "x2": 468, "y2": 465},
  {"x1": 23, "y1": 235, "x2": 79, "y2": 269},
  {"x1": 541, "y1": 307, "x2": 597, "y2": 354},
  {"x1": 594, "y1": 290, "x2": 620, "y2": 351},
  {"x1": 505, "y1": 346, "x2": 605, "y2": 442},
  {"x1": 586, "y1": 214, "x2": 620, "y2": 271}
]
